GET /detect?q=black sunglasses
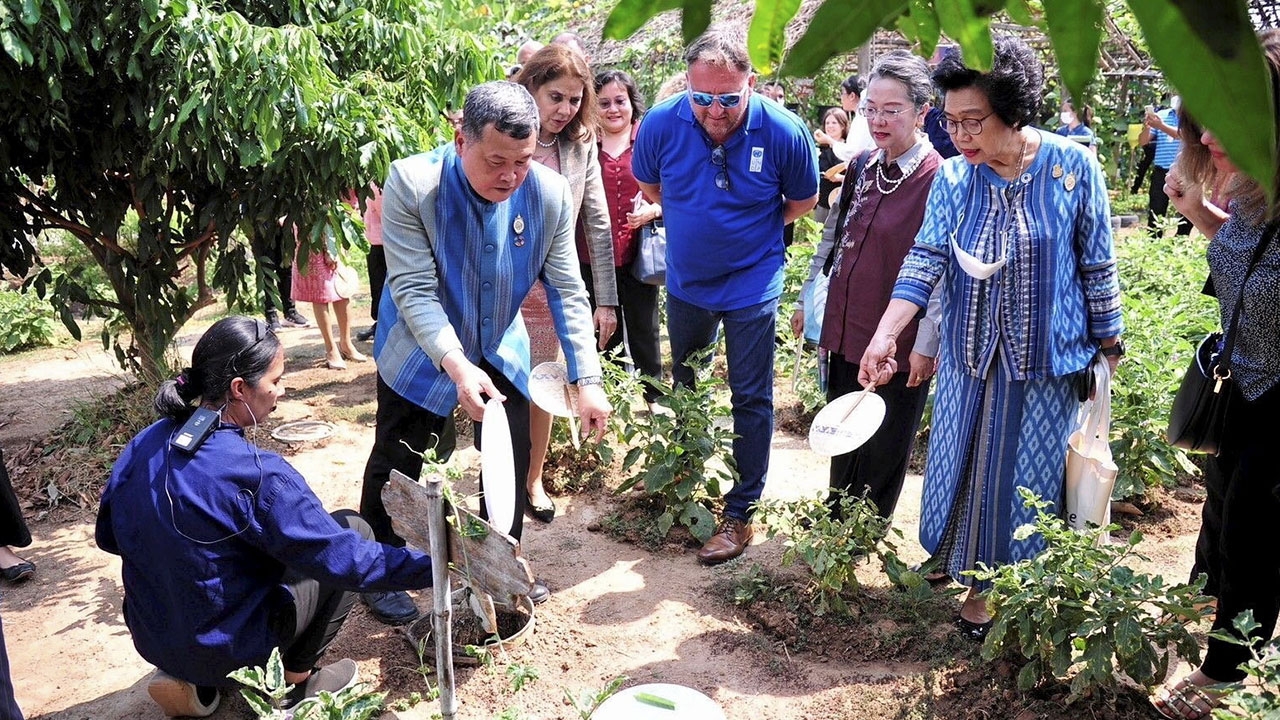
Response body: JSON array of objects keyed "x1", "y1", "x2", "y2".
[{"x1": 711, "y1": 144, "x2": 730, "y2": 190}]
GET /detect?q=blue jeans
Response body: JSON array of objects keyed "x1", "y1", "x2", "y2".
[{"x1": 667, "y1": 294, "x2": 777, "y2": 522}]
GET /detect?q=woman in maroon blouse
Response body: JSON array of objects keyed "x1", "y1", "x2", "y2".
[
  {"x1": 792, "y1": 51, "x2": 942, "y2": 520},
  {"x1": 591, "y1": 69, "x2": 665, "y2": 408}
]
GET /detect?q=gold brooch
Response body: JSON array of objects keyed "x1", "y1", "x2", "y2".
[
  {"x1": 1052, "y1": 164, "x2": 1063, "y2": 179},
  {"x1": 1064, "y1": 172, "x2": 1077, "y2": 192},
  {"x1": 513, "y1": 215, "x2": 525, "y2": 234}
]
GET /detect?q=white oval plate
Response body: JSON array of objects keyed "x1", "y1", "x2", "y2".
[
  {"x1": 270, "y1": 420, "x2": 336, "y2": 443},
  {"x1": 592, "y1": 682, "x2": 725, "y2": 720},
  {"x1": 528, "y1": 361, "x2": 579, "y2": 418},
  {"x1": 480, "y1": 398, "x2": 516, "y2": 533},
  {"x1": 808, "y1": 388, "x2": 887, "y2": 457}
]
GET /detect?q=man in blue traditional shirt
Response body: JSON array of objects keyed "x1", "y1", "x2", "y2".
[
  {"x1": 360, "y1": 82, "x2": 612, "y2": 620},
  {"x1": 632, "y1": 26, "x2": 819, "y2": 565}
]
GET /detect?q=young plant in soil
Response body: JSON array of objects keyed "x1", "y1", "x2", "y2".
[
  {"x1": 972, "y1": 488, "x2": 1210, "y2": 702},
  {"x1": 753, "y1": 491, "x2": 908, "y2": 616},
  {"x1": 1210, "y1": 610, "x2": 1280, "y2": 719},
  {"x1": 565, "y1": 675, "x2": 629, "y2": 719},
  {"x1": 229, "y1": 647, "x2": 386, "y2": 720},
  {"x1": 615, "y1": 346, "x2": 737, "y2": 543}
]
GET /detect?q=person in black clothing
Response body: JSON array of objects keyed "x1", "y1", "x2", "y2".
[{"x1": 250, "y1": 220, "x2": 311, "y2": 331}]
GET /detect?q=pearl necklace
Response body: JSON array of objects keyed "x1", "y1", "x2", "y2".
[
  {"x1": 873, "y1": 144, "x2": 928, "y2": 196},
  {"x1": 536, "y1": 136, "x2": 556, "y2": 148}
]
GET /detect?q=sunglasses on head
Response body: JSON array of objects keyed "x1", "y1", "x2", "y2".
[{"x1": 688, "y1": 89, "x2": 746, "y2": 109}]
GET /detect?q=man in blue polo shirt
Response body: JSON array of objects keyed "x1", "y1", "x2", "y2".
[
  {"x1": 632, "y1": 25, "x2": 819, "y2": 565},
  {"x1": 1143, "y1": 98, "x2": 1192, "y2": 235}
]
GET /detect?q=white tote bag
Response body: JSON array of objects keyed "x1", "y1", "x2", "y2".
[{"x1": 1064, "y1": 359, "x2": 1119, "y2": 533}]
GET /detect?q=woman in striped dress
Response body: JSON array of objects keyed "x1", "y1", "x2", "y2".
[{"x1": 859, "y1": 36, "x2": 1123, "y2": 639}]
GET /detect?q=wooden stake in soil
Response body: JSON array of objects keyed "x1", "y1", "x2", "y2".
[
  {"x1": 383, "y1": 469, "x2": 536, "y2": 720},
  {"x1": 423, "y1": 472, "x2": 456, "y2": 719}
]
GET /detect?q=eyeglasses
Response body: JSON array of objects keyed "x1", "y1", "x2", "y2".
[
  {"x1": 942, "y1": 111, "x2": 996, "y2": 136},
  {"x1": 859, "y1": 104, "x2": 912, "y2": 121},
  {"x1": 710, "y1": 144, "x2": 730, "y2": 190},
  {"x1": 688, "y1": 87, "x2": 747, "y2": 108}
]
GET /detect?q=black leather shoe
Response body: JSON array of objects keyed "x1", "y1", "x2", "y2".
[
  {"x1": 1, "y1": 561, "x2": 34, "y2": 583},
  {"x1": 528, "y1": 581, "x2": 551, "y2": 605},
  {"x1": 361, "y1": 590, "x2": 420, "y2": 625},
  {"x1": 526, "y1": 499, "x2": 556, "y2": 524},
  {"x1": 356, "y1": 325, "x2": 376, "y2": 342}
]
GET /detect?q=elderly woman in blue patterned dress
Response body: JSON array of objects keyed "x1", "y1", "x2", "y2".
[{"x1": 859, "y1": 36, "x2": 1124, "y2": 639}]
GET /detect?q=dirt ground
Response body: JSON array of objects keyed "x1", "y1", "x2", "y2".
[{"x1": 0, "y1": 311, "x2": 1208, "y2": 720}]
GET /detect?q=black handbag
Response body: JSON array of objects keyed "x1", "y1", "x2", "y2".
[
  {"x1": 1166, "y1": 221, "x2": 1277, "y2": 455},
  {"x1": 632, "y1": 220, "x2": 666, "y2": 285}
]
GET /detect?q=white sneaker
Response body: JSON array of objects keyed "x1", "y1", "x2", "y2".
[
  {"x1": 284, "y1": 658, "x2": 359, "y2": 710},
  {"x1": 147, "y1": 670, "x2": 220, "y2": 718}
]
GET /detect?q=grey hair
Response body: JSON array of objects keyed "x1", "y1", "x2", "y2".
[
  {"x1": 683, "y1": 25, "x2": 752, "y2": 73},
  {"x1": 461, "y1": 81, "x2": 539, "y2": 142},
  {"x1": 867, "y1": 51, "x2": 935, "y2": 109}
]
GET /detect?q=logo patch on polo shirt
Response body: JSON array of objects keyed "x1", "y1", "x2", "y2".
[{"x1": 750, "y1": 146, "x2": 764, "y2": 173}]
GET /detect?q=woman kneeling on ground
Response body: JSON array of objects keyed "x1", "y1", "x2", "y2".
[{"x1": 97, "y1": 316, "x2": 434, "y2": 718}]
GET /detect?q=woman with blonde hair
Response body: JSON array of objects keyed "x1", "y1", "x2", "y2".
[
  {"x1": 514, "y1": 46, "x2": 618, "y2": 524},
  {"x1": 1153, "y1": 29, "x2": 1280, "y2": 720}
]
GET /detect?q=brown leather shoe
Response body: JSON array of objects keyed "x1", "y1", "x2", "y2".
[{"x1": 697, "y1": 517, "x2": 753, "y2": 565}]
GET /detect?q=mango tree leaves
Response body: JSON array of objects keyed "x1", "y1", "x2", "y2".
[
  {"x1": 1127, "y1": 0, "x2": 1274, "y2": 198},
  {"x1": 782, "y1": 0, "x2": 909, "y2": 77},
  {"x1": 747, "y1": 0, "x2": 802, "y2": 73},
  {"x1": 933, "y1": 0, "x2": 993, "y2": 71},
  {"x1": 1041, "y1": 0, "x2": 1103, "y2": 104},
  {"x1": 602, "y1": 0, "x2": 1276, "y2": 196}
]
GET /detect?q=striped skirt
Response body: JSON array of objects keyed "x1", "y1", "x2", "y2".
[{"x1": 920, "y1": 351, "x2": 1079, "y2": 590}]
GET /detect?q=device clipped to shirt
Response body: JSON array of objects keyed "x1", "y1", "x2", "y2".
[{"x1": 170, "y1": 407, "x2": 220, "y2": 454}]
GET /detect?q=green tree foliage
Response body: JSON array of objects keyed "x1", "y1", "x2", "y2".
[
  {"x1": 603, "y1": 0, "x2": 1277, "y2": 202},
  {"x1": 0, "y1": 0, "x2": 501, "y2": 380}
]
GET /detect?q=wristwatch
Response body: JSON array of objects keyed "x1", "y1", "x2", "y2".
[
  {"x1": 1100, "y1": 339, "x2": 1126, "y2": 358},
  {"x1": 575, "y1": 375, "x2": 603, "y2": 387}
]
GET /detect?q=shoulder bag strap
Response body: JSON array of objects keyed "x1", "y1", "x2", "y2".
[{"x1": 821, "y1": 150, "x2": 874, "y2": 275}]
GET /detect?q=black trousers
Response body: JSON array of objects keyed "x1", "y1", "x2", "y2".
[
  {"x1": 360, "y1": 365, "x2": 530, "y2": 544},
  {"x1": 366, "y1": 245, "x2": 387, "y2": 323},
  {"x1": 1148, "y1": 166, "x2": 1193, "y2": 236},
  {"x1": 0, "y1": 449, "x2": 31, "y2": 549},
  {"x1": 270, "y1": 510, "x2": 368, "y2": 676},
  {"x1": 825, "y1": 353, "x2": 930, "y2": 519},
  {"x1": 1131, "y1": 143, "x2": 1155, "y2": 194},
  {"x1": 1192, "y1": 383, "x2": 1280, "y2": 682},
  {"x1": 251, "y1": 222, "x2": 299, "y2": 317},
  {"x1": 581, "y1": 261, "x2": 664, "y2": 403}
]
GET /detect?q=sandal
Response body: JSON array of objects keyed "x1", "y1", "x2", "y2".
[
  {"x1": 910, "y1": 563, "x2": 951, "y2": 587},
  {"x1": 1151, "y1": 674, "x2": 1223, "y2": 720},
  {"x1": 954, "y1": 614, "x2": 992, "y2": 642}
]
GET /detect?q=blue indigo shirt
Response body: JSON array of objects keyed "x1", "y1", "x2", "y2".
[
  {"x1": 96, "y1": 420, "x2": 434, "y2": 687},
  {"x1": 1154, "y1": 108, "x2": 1181, "y2": 169},
  {"x1": 374, "y1": 145, "x2": 602, "y2": 414},
  {"x1": 893, "y1": 130, "x2": 1123, "y2": 380},
  {"x1": 632, "y1": 93, "x2": 819, "y2": 311}
]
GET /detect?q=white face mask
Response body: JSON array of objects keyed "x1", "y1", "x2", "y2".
[
  {"x1": 949, "y1": 210, "x2": 1007, "y2": 280},
  {"x1": 1059, "y1": 111, "x2": 1075, "y2": 125},
  {"x1": 952, "y1": 238, "x2": 1007, "y2": 279}
]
